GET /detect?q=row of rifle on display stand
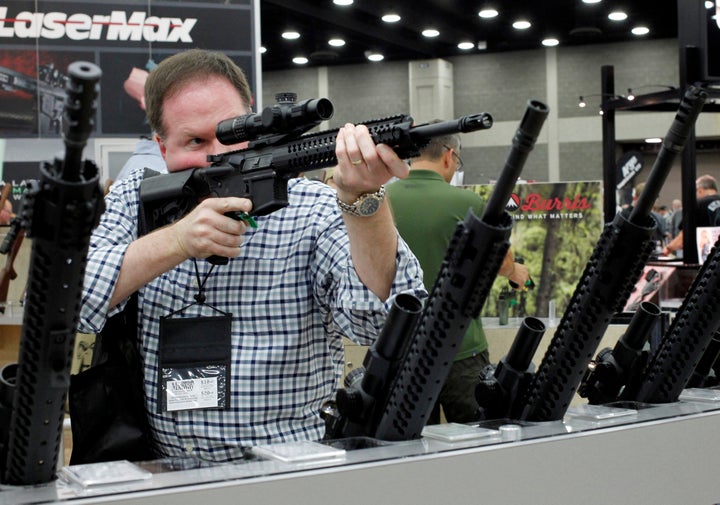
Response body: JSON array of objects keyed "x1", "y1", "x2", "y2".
[{"x1": 322, "y1": 83, "x2": 720, "y2": 442}]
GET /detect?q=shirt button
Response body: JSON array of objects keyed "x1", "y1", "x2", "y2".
[{"x1": 185, "y1": 445, "x2": 194, "y2": 453}]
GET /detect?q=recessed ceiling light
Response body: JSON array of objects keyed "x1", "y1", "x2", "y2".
[
  {"x1": 292, "y1": 56, "x2": 309, "y2": 64},
  {"x1": 333, "y1": 0, "x2": 353, "y2": 5},
  {"x1": 366, "y1": 52, "x2": 384, "y2": 62},
  {"x1": 582, "y1": 0, "x2": 602, "y2": 4},
  {"x1": 608, "y1": 11, "x2": 628, "y2": 21},
  {"x1": 282, "y1": 31, "x2": 300, "y2": 40},
  {"x1": 457, "y1": 41, "x2": 475, "y2": 50},
  {"x1": 478, "y1": 8, "x2": 499, "y2": 19},
  {"x1": 382, "y1": 13, "x2": 401, "y2": 23},
  {"x1": 512, "y1": 20, "x2": 531, "y2": 30},
  {"x1": 645, "y1": 137, "x2": 662, "y2": 144},
  {"x1": 328, "y1": 38, "x2": 346, "y2": 47},
  {"x1": 422, "y1": 28, "x2": 440, "y2": 37},
  {"x1": 632, "y1": 26, "x2": 650, "y2": 36},
  {"x1": 542, "y1": 38, "x2": 559, "y2": 47}
]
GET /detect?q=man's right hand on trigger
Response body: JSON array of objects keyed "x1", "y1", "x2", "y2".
[{"x1": 171, "y1": 197, "x2": 253, "y2": 260}]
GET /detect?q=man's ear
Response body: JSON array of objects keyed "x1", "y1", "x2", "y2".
[{"x1": 155, "y1": 135, "x2": 167, "y2": 159}]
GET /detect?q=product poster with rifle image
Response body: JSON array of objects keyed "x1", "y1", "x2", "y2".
[
  {"x1": 467, "y1": 180, "x2": 604, "y2": 321},
  {"x1": 0, "y1": 0, "x2": 256, "y2": 197}
]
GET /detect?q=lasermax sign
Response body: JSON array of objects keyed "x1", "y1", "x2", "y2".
[{"x1": 0, "y1": 6, "x2": 197, "y2": 42}]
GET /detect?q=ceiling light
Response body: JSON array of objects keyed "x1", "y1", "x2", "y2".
[
  {"x1": 632, "y1": 26, "x2": 650, "y2": 36},
  {"x1": 365, "y1": 51, "x2": 384, "y2": 62},
  {"x1": 457, "y1": 41, "x2": 475, "y2": 50},
  {"x1": 513, "y1": 20, "x2": 531, "y2": 30},
  {"x1": 422, "y1": 28, "x2": 440, "y2": 37},
  {"x1": 706, "y1": 1, "x2": 714, "y2": 8},
  {"x1": 281, "y1": 31, "x2": 300, "y2": 40},
  {"x1": 645, "y1": 137, "x2": 662, "y2": 144},
  {"x1": 608, "y1": 11, "x2": 628, "y2": 21},
  {"x1": 328, "y1": 38, "x2": 345, "y2": 47},
  {"x1": 382, "y1": 13, "x2": 401, "y2": 23},
  {"x1": 478, "y1": 8, "x2": 499, "y2": 19},
  {"x1": 582, "y1": 0, "x2": 602, "y2": 3},
  {"x1": 259, "y1": 46, "x2": 267, "y2": 54},
  {"x1": 333, "y1": 0, "x2": 353, "y2": 5},
  {"x1": 292, "y1": 56, "x2": 309, "y2": 64},
  {"x1": 542, "y1": 38, "x2": 559, "y2": 47}
]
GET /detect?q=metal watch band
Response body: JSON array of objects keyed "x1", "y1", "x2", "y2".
[{"x1": 336, "y1": 185, "x2": 386, "y2": 217}]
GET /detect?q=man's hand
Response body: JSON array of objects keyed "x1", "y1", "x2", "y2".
[
  {"x1": 332, "y1": 123, "x2": 409, "y2": 204},
  {"x1": 169, "y1": 196, "x2": 253, "y2": 260},
  {"x1": 507, "y1": 261, "x2": 531, "y2": 291}
]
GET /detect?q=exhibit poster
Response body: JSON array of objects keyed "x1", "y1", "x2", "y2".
[{"x1": 466, "y1": 180, "x2": 604, "y2": 321}]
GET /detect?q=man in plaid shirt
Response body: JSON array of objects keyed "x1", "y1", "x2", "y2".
[{"x1": 78, "y1": 49, "x2": 424, "y2": 462}]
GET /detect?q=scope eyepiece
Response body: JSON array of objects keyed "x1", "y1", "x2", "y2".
[{"x1": 216, "y1": 94, "x2": 334, "y2": 145}]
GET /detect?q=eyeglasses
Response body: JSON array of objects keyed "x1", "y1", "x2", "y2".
[{"x1": 443, "y1": 145, "x2": 464, "y2": 172}]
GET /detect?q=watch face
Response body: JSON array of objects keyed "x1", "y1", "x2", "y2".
[{"x1": 358, "y1": 196, "x2": 381, "y2": 216}]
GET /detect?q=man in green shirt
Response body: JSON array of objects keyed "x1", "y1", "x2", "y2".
[{"x1": 387, "y1": 128, "x2": 529, "y2": 423}]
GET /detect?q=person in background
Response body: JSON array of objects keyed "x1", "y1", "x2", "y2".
[
  {"x1": 670, "y1": 198, "x2": 683, "y2": 238},
  {"x1": 386, "y1": 125, "x2": 529, "y2": 424},
  {"x1": 113, "y1": 67, "x2": 167, "y2": 185},
  {"x1": 78, "y1": 49, "x2": 425, "y2": 462},
  {"x1": 0, "y1": 199, "x2": 12, "y2": 225},
  {"x1": 663, "y1": 174, "x2": 720, "y2": 257}
]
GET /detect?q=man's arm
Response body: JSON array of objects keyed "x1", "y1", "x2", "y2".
[
  {"x1": 333, "y1": 124, "x2": 410, "y2": 301},
  {"x1": 109, "y1": 196, "x2": 252, "y2": 307}
]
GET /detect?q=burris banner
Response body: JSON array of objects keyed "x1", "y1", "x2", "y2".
[
  {"x1": 466, "y1": 180, "x2": 604, "y2": 321},
  {"x1": 0, "y1": 0, "x2": 255, "y2": 136}
]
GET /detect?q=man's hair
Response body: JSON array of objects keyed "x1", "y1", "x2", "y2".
[
  {"x1": 417, "y1": 119, "x2": 461, "y2": 160},
  {"x1": 145, "y1": 49, "x2": 253, "y2": 139},
  {"x1": 696, "y1": 174, "x2": 718, "y2": 192}
]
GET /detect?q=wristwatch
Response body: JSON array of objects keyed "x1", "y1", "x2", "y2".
[{"x1": 336, "y1": 186, "x2": 386, "y2": 217}]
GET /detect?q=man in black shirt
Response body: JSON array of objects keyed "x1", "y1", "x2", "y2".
[{"x1": 663, "y1": 174, "x2": 720, "y2": 256}]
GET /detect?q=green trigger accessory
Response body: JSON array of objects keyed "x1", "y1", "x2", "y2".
[{"x1": 237, "y1": 212, "x2": 258, "y2": 228}]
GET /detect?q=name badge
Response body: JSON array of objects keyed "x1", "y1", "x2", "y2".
[{"x1": 158, "y1": 314, "x2": 232, "y2": 413}]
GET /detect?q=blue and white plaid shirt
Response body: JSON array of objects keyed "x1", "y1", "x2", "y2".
[{"x1": 79, "y1": 168, "x2": 424, "y2": 462}]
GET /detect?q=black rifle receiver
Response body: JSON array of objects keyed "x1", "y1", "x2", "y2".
[
  {"x1": 363, "y1": 100, "x2": 548, "y2": 441},
  {"x1": 322, "y1": 293, "x2": 423, "y2": 439},
  {"x1": 475, "y1": 316, "x2": 546, "y2": 420},
  {"x1": 577, "y1": 301, "x2": 661, "y2": 405},
  {"x1": 515, "y1": 86, "x2": 707, "y2": 422},
  {"x1": 0, "y1": 62, "x2": 105, "y2": 485},
  {"x1": 139, "y1": 95, "x2": 494, "y2": 233}
]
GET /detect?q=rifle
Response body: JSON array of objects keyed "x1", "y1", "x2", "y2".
[
  {"x1": 138, "y1": 93, "x2": 494, "y2": 259},
  {"x1": 0, "y1": 61, "x2": 105, "y2": 486},
  {"x1": 320, "y1": 100, "x2": 548, "y2": 441},
  {"x1": 514, "y1": 86, "x2": 707, "y2": 422},
  {"x1": 624, "y1": 235, "x2": 720, "y2": 403}
]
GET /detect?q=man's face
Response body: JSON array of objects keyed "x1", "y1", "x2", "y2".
[{"x1": 157, "y1": 75, "x2": 249, "y2": 172}]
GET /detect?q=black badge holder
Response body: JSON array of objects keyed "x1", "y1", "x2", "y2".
[{"x1": 157, "y1": 261, "x2": 232, "y2": 413}]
